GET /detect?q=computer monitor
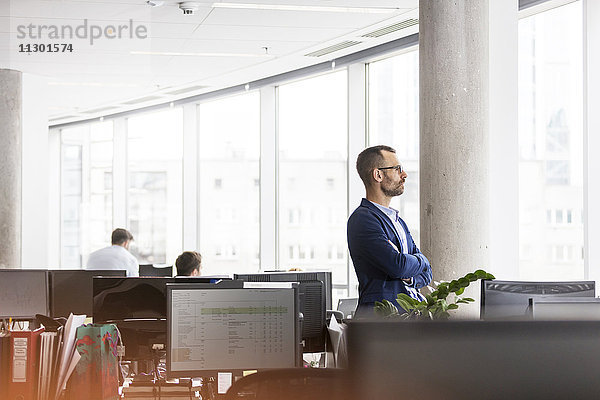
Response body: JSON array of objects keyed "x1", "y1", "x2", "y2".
[
  {"x1": 139, "y1": 264, "x2": 173, "y2": 277},
  {"x1": 49, "y1": 269, "x2": 126, "y2": 318},
  {"x1": 530, "y1": 297, "x2": 600, "y2": 320},
  {"x1": 93, "y1": 276, "x2": 229, "y2": 360},
  {"x1": 166, "y1": 282, "x2": 301, "y2": 378},
  {"x1": 0, "y1": 269, "x2": 49, "y2": 319},
  {"x1": 347, "y1": 320, "x2": 600, "y2": 400},
  {"x1": 235, "y1": 271, "x2": 332, "y2": 352},
  {"x1": 480, "y1": 279, "x2": 595, "y2": 320}
]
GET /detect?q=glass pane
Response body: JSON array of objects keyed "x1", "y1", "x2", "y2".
[
  {"x1": 278, "y1": 70, "x2": 348, "y2": 285},
  {"x1": 368, "y1": 50, "x2": 420, "y2": 246},
  {"x1": 88, "y1": 121, "x2": 113, "y2": 255},
  {"x1": 127, "y1": 108, "x2": 183, "y2": 264},
  {"x1": 518, "y1": 1, "x2": 583, "y2": 279},
  {"x1": 198, "y1": 92, "x2": 260, "y2": 276},
  {"x1": 61, "y1": 131, "x2": 83, "y2": 267}
]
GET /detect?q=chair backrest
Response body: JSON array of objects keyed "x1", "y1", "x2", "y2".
[
  {"x1": 224, "y1": 368, "x2": 350, "y2": 400},
  {"x1": 337, "y1": 298, "x2": 358, "y2": 319}
]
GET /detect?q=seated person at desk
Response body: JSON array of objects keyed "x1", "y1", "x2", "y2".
[
  {"x1": 175, "y1": 251, "x2": 202, "y2": 276},
  {"x1": 86, "y1": 228, "x2": 139, "y2": 277}
]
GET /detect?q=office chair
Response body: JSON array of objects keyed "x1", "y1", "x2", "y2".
[
  {"x1": 223, "y1": 368, "x2": 350, "y2": 400},
  {"x1": 336, "y1": 297, "x2": 358, "y2": 319}
]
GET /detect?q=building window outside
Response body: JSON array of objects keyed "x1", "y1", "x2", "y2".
[
  {"x1": 518, "y1": 1, "x2": 583, "y2": 280},
  {"x1": 368, "y1": 49, "x2": 420, "y2": 247},
  {"x1": 127, "y1": 108, "x2": 183, "y2": 265},
  {"x1": 278, "y1": 70, "x2": 348, "y2": 284},
  {"x1": 198, "y1": 91, "x2": 260, "y2": 276}
]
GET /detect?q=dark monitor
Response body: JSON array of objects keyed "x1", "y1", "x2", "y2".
[
  {"x1": 49, "y1": 269, "x2": 126, "y2": 318},
  {"x1": 0, "y1": 269, "x2": 49, "y2": 319},
  {"x1": 93, "y1": 276, "x2": 229, "y2": 360},
  {"x1": 235, "y1": 271, "x2": 332, "y2": 352},
  {"x1": 530, "y1": 297, "x2": 600, "y2": 320},
  {"x1": 139, "y1": 264, "x2": 173, "y2": 277},
  {"x1": 347, "y1": 320, "x2": 600, "y2": 400},
  {"x1": 480, "y1": 280, "x2": 595, "y2": 320},
  {"x1": 166, "y1": 282, "x2": 301, "y2": 378}
]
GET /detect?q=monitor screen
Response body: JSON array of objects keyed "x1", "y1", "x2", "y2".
[
  {"x1": 167, "y1": 284, "x2": 301, "y2": 377},
  {"x1": 0, "y1": 269, "x2": 49, "y2": 319},
  {"x1": 93, "y1": 276, "x2": 228, "y2": 360},
  {"x1": 139, "y1": 264, "x2": 173, "y2": 277},
  {"x1": 49, "y1": 269, "x2": 126, "y2": 318},
  {"x1": 530, "y1": 297, "x2": 600, "y2": 320},
  {"x1": 347, "y1": 320, "x2": 600, "y2": 399},
  {"x1": 235, "y1": 271, "x2": 331, "y2": 352},
  {"x1": 480, "y1": 280, "x2": 595, "y2": 320}
]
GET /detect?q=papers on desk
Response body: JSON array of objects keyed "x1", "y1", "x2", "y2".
[
  {"x1": 53, "y1": 313, "x2": 86, "y2": 400},
  {"x1": 327, "y1": 316, "x2": 348, "y2": 368}
]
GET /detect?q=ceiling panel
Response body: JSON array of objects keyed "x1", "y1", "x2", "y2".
[
  {"x1": 203, "y1": 8, "x2": 398, "y2": 29},
  {"x1": 1, "y1": 0, "x2": 420, "y2": 119},
  {"x1": 206, "y1": 0, "x2": 417, "y2": 8},
  {"x1": 190, "y1": 24, "x2": 348, "y2": 42}
]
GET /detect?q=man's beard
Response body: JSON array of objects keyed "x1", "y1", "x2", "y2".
[{"x1": 381, "y1": 181, "x2": 404, "y2": 197}]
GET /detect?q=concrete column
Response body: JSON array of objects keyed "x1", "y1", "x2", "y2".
[
  {"x1": 419, "y1": 1, "x2": 489, "y2": 316},
  {"x1": 0, "y1": 69, "x2": 22, "y2": 268}
]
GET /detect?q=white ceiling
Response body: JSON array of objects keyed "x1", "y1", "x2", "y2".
[{"x1": 0, "y1": 0, "x2": 419, "y2": 122}]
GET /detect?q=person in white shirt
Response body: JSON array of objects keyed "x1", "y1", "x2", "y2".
[{"x1": 86, "y1": 228, "x2": 139, "y2": 277}]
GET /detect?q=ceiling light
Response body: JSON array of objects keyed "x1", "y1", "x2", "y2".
[
  {"x1": 130, "y1": 50, "x2": 274, "y2": 57},
  {"x1": 211, "y1": 2, "x2": 401, "y2": 13}
]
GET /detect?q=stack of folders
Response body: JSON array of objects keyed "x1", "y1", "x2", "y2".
[
  {"x1": 37, "y1": 330, "x2": 60, "y2": 400},
  {"x1": 0, "y1": 329, "x2": 12, "y2": 398},
  {"x1": 122, "y1": 381, "x2": 196, "y2": 399},
  {"x1": 2, "y1": 314, "x2": 86, "y2": 400}
]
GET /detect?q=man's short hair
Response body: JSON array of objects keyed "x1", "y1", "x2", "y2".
[
  {"x1": 111, "y1": 228, "x2": 133, "y2": 245},
  {"x1": 175, "y1": 251, "x2": 202, "y2": 276},
  {"x1": 356, "y1": 145, "x2": 396, "y2": 186}
]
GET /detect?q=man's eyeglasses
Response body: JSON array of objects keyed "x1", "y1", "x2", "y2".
[{"x1": 378, "y1": 164, "x2": 403, "y2": 173}]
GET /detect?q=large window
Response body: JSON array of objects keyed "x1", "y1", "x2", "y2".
[
  {"x1": 60, "y1": 121, "x2": 113, "y2": 267},
  {"x1": 60, "y1": 127, "x2": 84, "y2": 267},
  {"x1": 127, "y1": 108, "x2": 183, "y2": 265},
  {"x1": 88, "y1": 122, "x2": 114, "y2": 255},
  {"x1": 278, "y1": 70, "x2": 348, "y2": 286},
  {"x1": 198, "y1": 92, "x2": 260, "y2": 276},
  {"x1": 518, "y1": 1, "x2": 583, "y2": 279},
  {"x1": 368, "y1": 50, "x2": 420, "y2": 245}
]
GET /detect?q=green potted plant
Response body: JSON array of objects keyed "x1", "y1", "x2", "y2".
[{"x1": 374, "y1": 269, "x2": 495, "y2": 319}]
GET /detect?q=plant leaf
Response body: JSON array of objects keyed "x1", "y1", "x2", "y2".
[
  {"x1": 447, "y1": 303, "x2": 459, "y2": 310},
  {"x1": 455, "y1": 287, "x2": 465, "y2": 295}
]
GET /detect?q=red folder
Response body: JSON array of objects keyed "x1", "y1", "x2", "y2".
[{"x1": 8, "y1": 327, "x2": 44, "y2": 400}]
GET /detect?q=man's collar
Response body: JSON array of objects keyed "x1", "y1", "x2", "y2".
[{"x1": 366, "y1": 199, "x2": 398, "y2": 218}]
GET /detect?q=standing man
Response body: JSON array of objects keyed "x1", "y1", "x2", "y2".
[
  {"x1": 347, "y1": 145, "x2": 432, "y2": 317},
  {"x1": 86, "y1": 228, "x2": 139, "y2": 277}
]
